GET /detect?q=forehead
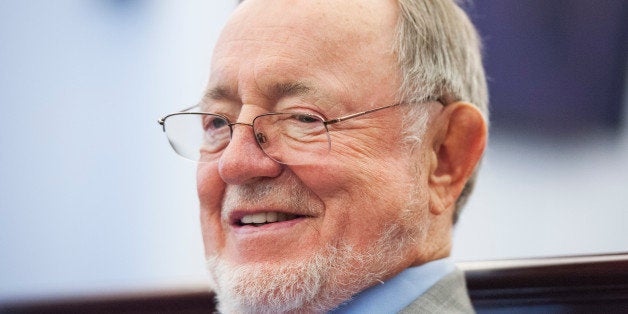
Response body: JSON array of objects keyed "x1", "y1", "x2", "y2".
[
  {"x1": 208, "y1": 0, "x2": 400, "y2": 107},
  {"x1": 226, "y1": 0, "x2": 394, "y2": 46}
]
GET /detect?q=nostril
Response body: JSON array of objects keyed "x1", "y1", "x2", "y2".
[
  {"x1": 217, "y1": 127, "x2": 282, "y2": 184},
  {"x1": 256, "y1": 132, "x2": 268, "y2": 144}
]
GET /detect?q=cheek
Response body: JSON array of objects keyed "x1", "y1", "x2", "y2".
[
  {"x1": 295, "y1": 135, "x2": 416, "y2": 205},
  {"x1": 296, "y1": 157, "x2": 412, "y2": 231},
  {"x1": 197, "y1": 161, "x2": 226, "y2": 256},
  {"x1": 294, "y1": 139, "x2": 431, "y2": 243}
]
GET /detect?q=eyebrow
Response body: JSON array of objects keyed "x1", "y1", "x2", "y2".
[
  {"x1": 202, "y1": 81, "x2": 313, "y2": 103},
  {"x1": 203, "y1": 86, "x2": 233, "y2": 101},
  {"x1": 269, "y1": 81, "x2": 313, "y2": 99}
]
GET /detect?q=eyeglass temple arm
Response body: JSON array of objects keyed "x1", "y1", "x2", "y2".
[
  {"x1": 157, "y1": 104, "x2": 200, "y2": 126},
  {"x1": 324, "y1": 98, "x2": 446, "y2": 125},
  {"x1": 324, "y1": 103, "x2": 401, "y2": 125}
]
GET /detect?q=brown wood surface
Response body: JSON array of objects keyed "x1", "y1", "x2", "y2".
[{"x1": 461, "y1": 252, "x2": 628, "y2": 313}]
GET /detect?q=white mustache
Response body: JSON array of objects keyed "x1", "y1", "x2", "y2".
[{"x1": 221, "y1": 175, "x2": 321, "y2": 220}]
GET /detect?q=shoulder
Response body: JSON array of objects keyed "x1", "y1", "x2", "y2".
[{"x1": 398, "y1": 268, "x2": 475, "y2": 314}]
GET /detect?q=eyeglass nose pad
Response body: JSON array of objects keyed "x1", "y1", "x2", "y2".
[{"x1": 256, "y1": 132, "x2": 268, "y2": 144}]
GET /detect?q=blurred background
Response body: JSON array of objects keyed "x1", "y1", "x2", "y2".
[{"x1": 1, "y1": 0, "x2": 627, "y2": 304}]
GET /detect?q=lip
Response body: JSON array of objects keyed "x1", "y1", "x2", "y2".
[
  {"x1": 228, "y1": 210, "x2": 312, "y2": 235},
  {"x1": 232, "y1": 216, "x2": 309, "y2": 234}
]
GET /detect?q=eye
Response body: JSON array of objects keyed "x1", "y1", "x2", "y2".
[
  {"x1": 293, "y1": 114, "x2": 320, "y2": 123},
  {"x1": 204, "y1": 115, "x2": 229, "y2": 130}
]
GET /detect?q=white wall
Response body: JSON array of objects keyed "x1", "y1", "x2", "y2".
[
  {"x1": 453, "y1": 126, "x2": 628, "y2": 260},
  {"x1": 0, "y1": 0, "x2": 233, "y2": 302},
  {"x1": 1, "y1": 0, "x2": 626, "y2": 303}
]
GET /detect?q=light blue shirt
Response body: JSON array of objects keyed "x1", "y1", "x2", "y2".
[{"x1": 330, "y1": 257, "x2": 455, "y2": 314}]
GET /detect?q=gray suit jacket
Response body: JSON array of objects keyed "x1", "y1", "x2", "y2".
[{"x1": 398, "y1": 269, "x2": 475, "y2": 313}]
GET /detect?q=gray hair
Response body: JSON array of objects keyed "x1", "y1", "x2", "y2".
[{"x1": 395, "y1": 0, "x2": 488, "y2": 223}]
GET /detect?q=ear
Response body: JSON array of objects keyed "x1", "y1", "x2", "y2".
[{"x1": 428, "y1": 102, "x2": 487, "y2": 215}]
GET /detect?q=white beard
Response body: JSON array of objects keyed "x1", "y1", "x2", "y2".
[
  {"x1": 205, "y1": 168, "x2": 429, "y2": 313},
  {"x1": 205, "y1": 223, "x2": 421, "y2": 314}
]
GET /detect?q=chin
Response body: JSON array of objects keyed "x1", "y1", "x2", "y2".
[{"x1": 205, "y1": 224, "x2": 414, "y2": 314}]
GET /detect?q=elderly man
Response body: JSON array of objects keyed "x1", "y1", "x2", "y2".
[{"x1": 159, "y1": 0, "x2": 487, "y2": 312}]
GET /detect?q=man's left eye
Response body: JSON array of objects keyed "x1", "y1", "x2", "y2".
[{"x1": 293, "y1": 114, "x2": 319, "y2": 123}]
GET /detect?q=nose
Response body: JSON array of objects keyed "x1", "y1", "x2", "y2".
[{"x1": 218, "y1": 120, "x2": 282, "y2": 185}]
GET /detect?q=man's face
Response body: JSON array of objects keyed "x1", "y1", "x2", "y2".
[{"x1": 197, "y1": 0, "x2": 435, "y2": 311}]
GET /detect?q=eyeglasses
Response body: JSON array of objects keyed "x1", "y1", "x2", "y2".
[{"x1": 157, "y1": 103, "x2": 401, "y2": 165}]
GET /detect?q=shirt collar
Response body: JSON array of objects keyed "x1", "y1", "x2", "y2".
[{"x1": 330, "y1": 257, "x2": 455, "y2": 314}]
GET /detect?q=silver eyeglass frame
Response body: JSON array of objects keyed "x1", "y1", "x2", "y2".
[{"x1": 157, "y1": 100, "x2": 444, "y2": 164}]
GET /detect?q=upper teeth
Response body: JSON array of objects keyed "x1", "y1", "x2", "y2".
[{"x1": 240, "y1": 212, "x2": 297, "y2": 224}]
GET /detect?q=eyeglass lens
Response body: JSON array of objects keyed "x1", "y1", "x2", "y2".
[{"x1": 163, "y1": 112, "x2": 331, "y2": 165}]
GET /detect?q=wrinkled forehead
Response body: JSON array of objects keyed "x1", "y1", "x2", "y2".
[
  {"x1": 228, "y1": 0, "x2": 397, "y2": 43},
  {"x1": 240, "y1": 0, "x2": 397, "y2": 37},
  {"x1": 212, "y1": 0, "x2": 399, "y2": 69},
  {"x1": 208, "y1": 0, "x2": 401, "y2": 110}
]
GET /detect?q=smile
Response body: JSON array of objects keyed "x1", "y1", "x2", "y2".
[{"x1": 236, "y1": 211, "x2": 305, "y2": 227}]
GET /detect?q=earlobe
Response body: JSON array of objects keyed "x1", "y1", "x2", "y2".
[{"x1": 428, "y1": 102, "x2": 487, "y2": 215}]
